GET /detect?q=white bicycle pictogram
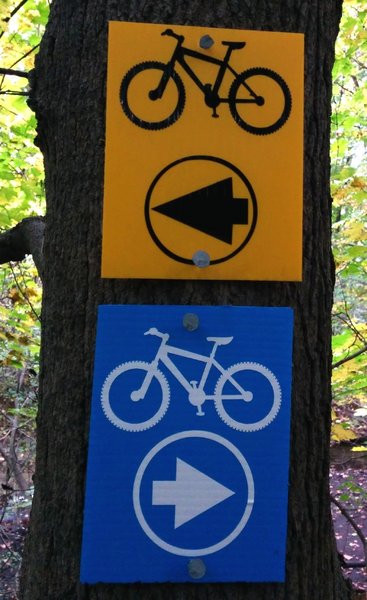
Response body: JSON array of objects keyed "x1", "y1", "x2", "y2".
[{"x1": 101, "y1": 327, "x2": 281, "y2": 432}]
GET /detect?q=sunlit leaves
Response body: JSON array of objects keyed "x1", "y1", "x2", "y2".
[
  {"x1": 331, "y1": 1, "x2": 367, "y2": 425},
  {"x1": 0, "y1": 1, "x2": 49, "y2": 372},
  {"x1": 332, "y1": 317, "x2": 367, "y2": 404},
  {"x1": 0, "y1": 260, "x2": 41, "y2": 368},
  {"x1": 331, "y1": 422, "x2": 357, "y2": 443},
  {"x1": 351, "y1": 445, "x2": 367, "y2": 451}
]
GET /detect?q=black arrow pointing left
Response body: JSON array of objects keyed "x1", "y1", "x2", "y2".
[{"x1": 152, "y1": 177, "x2": 248, "y2": 244}]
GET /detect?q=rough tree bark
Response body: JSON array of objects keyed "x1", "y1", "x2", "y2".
[
  {"x1": 20, "y1": 1, "x2": 348, "y2": 599},
  {"x1": 0, "y1": 217, "x2": 45, "y2": 280}
]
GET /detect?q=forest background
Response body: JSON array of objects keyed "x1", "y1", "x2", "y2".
[{"x1": 0, "y1": 0, "x2": 366, "y2": 595}]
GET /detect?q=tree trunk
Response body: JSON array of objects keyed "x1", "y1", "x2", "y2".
[{"x1": 20, "y1": 1, "x2": 349, "y2": 599}]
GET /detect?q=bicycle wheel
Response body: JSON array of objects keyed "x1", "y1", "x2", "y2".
[
  {"x1": 101, "y1": 361, "x2": 170, "y2": 431},
  {"x1": 120, "y1": 61, "x2": 185, "y2": 130},
  {"x1": 229, "y1": 67, "x2": 292, "y2": 135},
  {"x1": 214, "y1": 362, "x2": 281, "y2": 432}
]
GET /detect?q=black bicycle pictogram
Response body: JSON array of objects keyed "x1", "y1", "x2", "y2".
[{"x1": 120, "y1": 28, "x2": 292, "y2": 135}]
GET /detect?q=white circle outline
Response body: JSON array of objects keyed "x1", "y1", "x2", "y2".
[{"x1": 133, "y1": 430, "x2": 255, "y2": 556}]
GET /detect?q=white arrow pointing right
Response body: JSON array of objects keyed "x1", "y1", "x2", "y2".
[{"x1": 152, "y1": 458, "x2": 235, "y2": 529}]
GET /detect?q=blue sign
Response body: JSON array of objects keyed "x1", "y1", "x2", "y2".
[{"x1": 80, "y1": 305, "x2": 293, "y2": 583}]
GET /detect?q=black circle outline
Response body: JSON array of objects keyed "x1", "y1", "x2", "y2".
[
  {"x1": 120, "y1": 61, "x2": 186, "y2": 130},
  {"x1": 229, "y1": 67, "x2": 292, "y2": 135},
  {"x1": 145, "y1": 155, "x2": 258, "y2": 265}
]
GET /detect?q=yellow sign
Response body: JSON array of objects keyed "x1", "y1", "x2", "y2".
[{"x1": 102, "y1": 22, "x2": 304, "y2": 280}]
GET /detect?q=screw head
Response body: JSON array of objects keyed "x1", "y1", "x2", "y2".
[
  {"x1": 183, "y1": 313, "x2": 199, "y2": 331},
  {"x1": 192, "y1": 250, "x2": 210, "y2": 268},
  {"x1": 188, "y1": 558, "x2": 206, "y2": 579},
  {"x1": 200, "y1": 35, "x2": 214, "y2": 49}
]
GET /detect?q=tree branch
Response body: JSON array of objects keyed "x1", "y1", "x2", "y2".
[
  {"x1": 10, "y1": 262, "x2": 41, "y2": 322},
  {"x1": 5, "y1": 0, "x2": 28, "y2": 21},
  {"x1": 0, "y1": 217, "x2": 45, "y2": 281},
  {"x1": 9, "y1": 44, "x2": 40, "y2": 70},
  {"x1": 332, "y1": 344, "x2": 367, "y2": 369},
  {"x1": 0, "y1": 46, "x2": 40, "y2": 86},
  {"x1": 0, "y1": 67, "x2": 29, "y2": 79},
  {"x1": 0, "y1": 443, "x2": 27, "y2": 492},
  {"x1": 0, "y1": 90, "x2": 28, "y2": 96},
  {"x1": 0, "y1": 0, "x2": 28, "y2": 40},
  {"x1": 330, "y1": 493, "x2": 367, "y2": 568}
]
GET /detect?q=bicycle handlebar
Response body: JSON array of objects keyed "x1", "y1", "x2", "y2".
[
  {"x1": 161, "y1": 28, "x2": 184, "y2": 43},
  {"x1": 144, "y1": 327, "x2": 169, "y2": 342}
]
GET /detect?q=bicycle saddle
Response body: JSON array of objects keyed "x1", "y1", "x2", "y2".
[
  {"x1": 222, "y1": 41, "x2": 246, "y2": 49},
  {"x1": 206, "y1": 336, "x2": 233, "y2": 346}
]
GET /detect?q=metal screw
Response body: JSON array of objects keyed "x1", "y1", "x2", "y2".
[
  {"x1": 192, "y1": 250, "x2": 210, "y2": 268},
  {"x1": 183, "y1": 313, "x2": 199, "y2": 331},
  {"x1": 200, "y1": 35, "x2": 214, "y2": 49},
  {"x1": 188, "y1": 558, "x2": 206, "y2": 579}
]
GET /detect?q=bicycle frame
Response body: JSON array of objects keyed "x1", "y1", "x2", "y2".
[
  {"x1": 153, "y1": 30, "x2": 255, "y2": 110},
  {"x1": 157, "y1": 342, "x2": 225, "y2": 397},
  {"x1": 138, "y1": 332, "x2": 249, "y2": 405},
  {"x1": 172, "y1": 45, "x2": 237, "y2": 98}
]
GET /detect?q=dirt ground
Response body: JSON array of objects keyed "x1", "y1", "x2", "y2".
[{"x1": 330, "y1": 445, "x2": 367, "y2": 596}]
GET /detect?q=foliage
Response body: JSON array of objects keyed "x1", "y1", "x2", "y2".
[
  {"x1": 0, "y1": 1, "x2": 48, "y2": 371},
  {"x1": 330, "y1": 0, "x2": 367, "y2": 436},
  {"x1": 0, "y1": 2, "x2": 48, "y2": 532},
  {"x1": 0, "y1": 6, "x2": 47, "y2": 591},
  {"x1": 338, "y1": 476, "x2": 367, "y2": 504}
]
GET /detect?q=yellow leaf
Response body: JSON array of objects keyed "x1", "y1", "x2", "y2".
[
  {"x1": 351, "y1": 177, "x2": 366, "y2": 189},
  {"x1": 345, "y1": 223, "x2": 367, "y2": 242},
  {"x1": 331, "y1": 423, "x2": 357, "y2": 442},
  {"x1": 351, "y1": 446, "x2": 367, "y2": 452}
]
